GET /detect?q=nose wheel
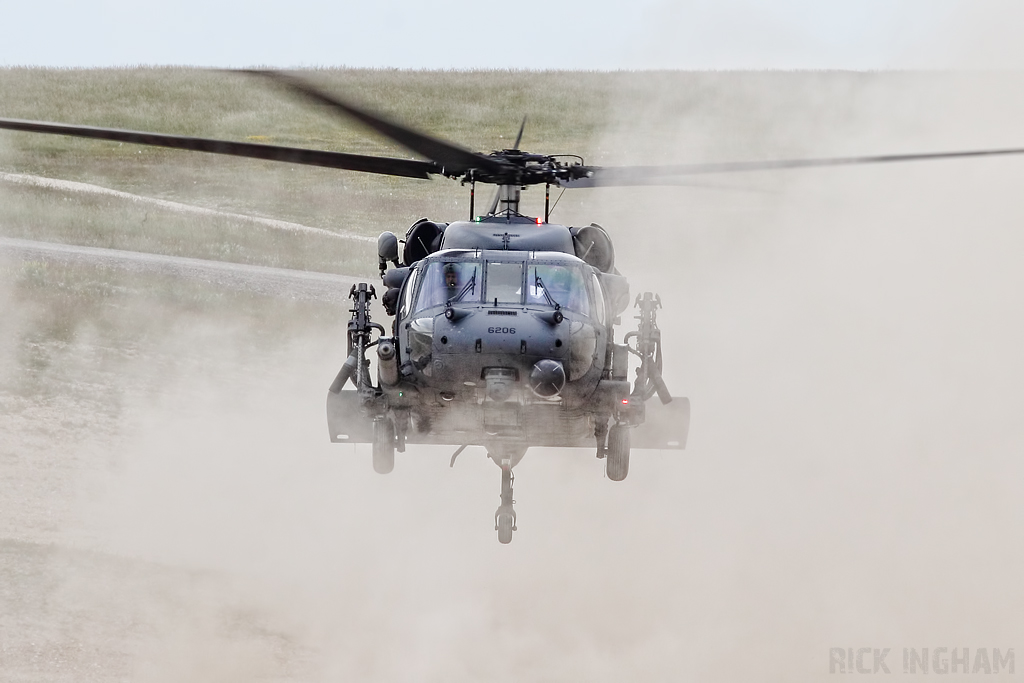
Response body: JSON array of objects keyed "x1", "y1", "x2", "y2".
[{"x1": 494, "y1": 464, "x2": 517, "y2": 544}]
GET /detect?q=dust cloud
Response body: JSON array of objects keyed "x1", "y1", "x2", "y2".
[
  {"x1": 5, "y1": 67, "x2": 1024, "y2": 683},
  {"x1": 582, "y1": 70, "x2": 1024, "y2": 678}
]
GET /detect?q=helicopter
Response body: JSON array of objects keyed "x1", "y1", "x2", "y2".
[{"x1": 5, "y1": 70, "x2": 1024, "y2": 543}]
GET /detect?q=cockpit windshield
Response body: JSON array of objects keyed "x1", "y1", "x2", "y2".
[{"x1": 411, "y1": 257, "x2": 596, "y2": 318}]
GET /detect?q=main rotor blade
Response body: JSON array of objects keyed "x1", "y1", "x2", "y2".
[
  {"x1": 0, "y1": 118, "x2": 439, "y2": 179},
  {"x1": 564, "y1": 146, "x2": 1024, "y2": 187},
  {"x1": 245, "y1": 70, "x2": 509, "y2": 177},
  {"x1": 513, "y1": 117, "x2": 527, "y2": 150}
]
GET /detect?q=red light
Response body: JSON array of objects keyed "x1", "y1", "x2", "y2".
[
  {"x1": 536, "y1": 217, "x2": 542, "y2": 225},
  {"x1": 621, "y1": 399, "x2": 629, "y2": 405}
]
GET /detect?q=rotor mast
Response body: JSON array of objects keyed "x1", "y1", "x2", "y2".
[{"x1": 496, "y1": 184, "x2": 521, "y2": 217}]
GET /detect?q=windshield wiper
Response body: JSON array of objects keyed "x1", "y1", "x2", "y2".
[
  {"x1": 449, "y1": 268, "x2": 477, "y2": 303},
  {"x1": 534, "y1": 270, "x2": 561, "y2": 310}
]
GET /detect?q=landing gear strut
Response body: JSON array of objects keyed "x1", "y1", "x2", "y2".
[
  {"x1": 495, "y1": 465, "x2": 516, "y2": 544},
  {"x1": 489, "y1": 446, "x2": 526, "y2": 544}
]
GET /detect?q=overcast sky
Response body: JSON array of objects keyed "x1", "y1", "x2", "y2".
[{"x1": 1, "y1": 0, "x2": 1022, "y2": 70}]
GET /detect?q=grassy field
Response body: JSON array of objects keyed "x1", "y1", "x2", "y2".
[
  {"x1": 0, "y1": 67, "x2": 921, "y2": 277},
  {"x1": 0, "y1": 68, "x2": 631, "y2": 276}
]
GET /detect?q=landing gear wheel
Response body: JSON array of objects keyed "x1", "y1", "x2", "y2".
[
  {"x1": 372, "y1": 416, "x2": 395, "y2": 474},
  {"x1": 606, "y1": 423, "x2": 630, "y2": 481},
  {"x1": 496, "y1": 513, "x2": 514, "y2": 544}
]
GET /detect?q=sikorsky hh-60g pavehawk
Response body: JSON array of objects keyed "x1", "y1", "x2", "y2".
[{"x1": 5, "y1": 71, "x2": 1024, "y2": 542}]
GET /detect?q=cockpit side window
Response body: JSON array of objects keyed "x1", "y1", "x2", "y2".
[
  {"x1": 589, "y1": 272, "x2": 606, "y2": 324},
  {"x1": 412, "y1": 260, "x2": 480, "y2": 313},
  {"x1": 399, "y1": 265, "x2": 420, "y2": 319}
]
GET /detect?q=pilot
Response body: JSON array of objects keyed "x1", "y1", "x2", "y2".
[{"x1": 444, "y1": 263, "x2": 459, "y2": 295}]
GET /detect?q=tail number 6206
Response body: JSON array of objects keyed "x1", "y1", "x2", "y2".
[{"x1": 488, "y1": 327, "x2": 516, "y2": 334}]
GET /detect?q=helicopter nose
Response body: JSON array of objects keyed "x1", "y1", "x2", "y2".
[{"x1": 529, "y1": 359, "x2": 566, "y2": 398}]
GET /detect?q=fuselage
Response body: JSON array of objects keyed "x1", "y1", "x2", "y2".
[
  {"x1": 394, "y1": 247, "x2": 609, "y2": 404},
  {"x1": 363, "y1": 215, "x2": 631, "y2": 447}
]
